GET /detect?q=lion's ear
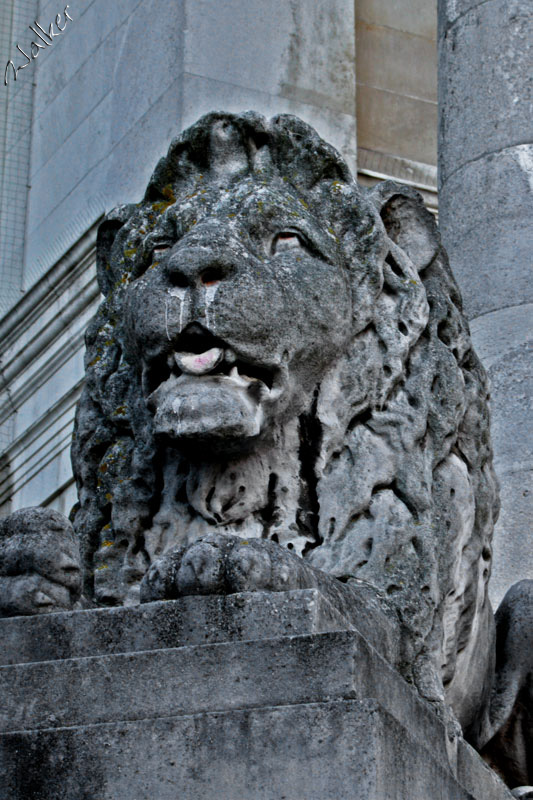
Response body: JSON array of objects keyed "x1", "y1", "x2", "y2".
[
  {"x1": 96, "y1": 205, "x2": 136, "y2": 296},
  {"x1": 369, "y1": 181, "x2": 440, "y2": 273}
]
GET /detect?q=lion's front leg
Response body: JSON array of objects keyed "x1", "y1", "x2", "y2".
[
  {"x1": 140, "y1": 534, "x2": 400, "y2": 662},
  {"x1": 140, "y1": 534, "x2": 309, "y2": 601}
]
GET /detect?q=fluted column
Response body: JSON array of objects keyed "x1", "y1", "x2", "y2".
[{"x1": 438, "y1": 0, "x2": 532, "y2": 605}]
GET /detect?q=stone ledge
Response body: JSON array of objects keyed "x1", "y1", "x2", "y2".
[
  {"x1": 0, "y1": 630, "x2": 391, "y2": 734},
  {"x1": 0, "y1": 590, "x2": 515, "y2": 799},
  {"x1": 0, "y1": 589, "x2": 352, "y2": 666},
  {"x1": 0, "y1": 622, "x2": 457, "y2": 786},
  {"x1": 0, "y1": 700, "x2": 513, "y2": 800}
]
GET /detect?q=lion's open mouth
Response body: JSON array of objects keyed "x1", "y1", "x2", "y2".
[
  {"x1": 175, "y1": 324, "x2": 275, "y2": 389},
  {"x1": 145, "y1": 323, "x2": 286, "y2": 445},
  {"x1": 143, "y1": 323, "x2": 276, "y2": 398}
]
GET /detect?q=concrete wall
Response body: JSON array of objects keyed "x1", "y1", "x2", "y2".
[
  {"x1": 23, "y1": 0, "x2": 357, "y2": 291},
  {"x1": 356, "y1": 0, "x2": 438, "y2": 212},
  {"x1": 0, "y1": 223, "x2": 100, "y2": 517},
  {"x1": 0, "y1": 0, "x2": 38, "y2": 317}
]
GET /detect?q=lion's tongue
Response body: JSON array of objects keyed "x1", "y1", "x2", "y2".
[{"x1": 174, "y1": 347, "x2": 223, "y2": 375}]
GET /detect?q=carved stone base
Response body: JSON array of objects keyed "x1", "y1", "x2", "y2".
[{"x1": 0, "y1": 591, "x2": 513, "y2": 800}]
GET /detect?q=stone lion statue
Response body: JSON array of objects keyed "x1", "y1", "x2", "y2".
[
  {"x1": 1, "y1": 112, "x2": 530, "y2": 789},
  {"x1": 71, "y1": 110, "x2": 498, "y2": 732}
]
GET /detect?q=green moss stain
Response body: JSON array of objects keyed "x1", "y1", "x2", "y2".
[{"x1": 162, "y1": 184, "x2": 176, "y2": 203}]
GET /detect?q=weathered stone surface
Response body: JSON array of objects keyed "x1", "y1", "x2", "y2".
[
  {"x1": 0, "y1": 589, "x2": 360, "y2": 666},
  {"x1": 457, "y1": 739, "x2": 516, "y2": 800},
  {"x1": 2, "y1": 109, "x2": 526, "y2": 793},
  {"x1": 0, "y1": 507, "x2": 81, "y2": 618},
  {"x1": 473, "y1": 322, "x2": 533, "y2": 610},
  {"x1": 438, "y1": 0, "x2": 532, "y2": 632},
  {"x1": 140, "y1": 538, "x2": 399, "y2": 663},
  {"x1": 62, "y1": 112, "x2": 500, "y2": 746},
  {"x1": 438, "y1": 148, "x2": 533, "y2": 320},
  {"x1": 1, "y1": 701, "x2": 508, "y2": 800},
  {"x1": 481, "y1": 581, "x2": 533, "y2": 788},
  {"x1": 438, "y1": 0, "x2": 533, "y2": 785},
  {"x1": 438, "y1": 0, "x2": 531, "y2": 184},
  {"x1": 0, "y1": 629, "x2": 410, "y2": 734},
  {"x1": 0, "y1": 593, "x2": 514, "y2": 800}
]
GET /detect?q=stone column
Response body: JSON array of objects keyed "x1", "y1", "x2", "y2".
[{"x1": 438, "y1": 0, "x2": 532, "y2": 606}]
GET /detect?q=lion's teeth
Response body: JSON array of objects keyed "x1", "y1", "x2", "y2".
[
  {"x1": 229, "y1": 365, "x2": 258, "y2": 386},
  {"x1": 225, "y1": 349, "x2": 237, "y2": 364},
  {"x1": 229, "y1": 366, "x2": 249, "y2": 387},
  {"x1": 175, "y1": 347, "x2": 223, "y2": 375},
  {"x1": 174, "y1": 351, "x2": 262, "y2": 384}
]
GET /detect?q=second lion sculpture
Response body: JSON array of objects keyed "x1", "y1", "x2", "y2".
[{"x1": 70, "y1": 111, "x2": 499, "y2": 747}]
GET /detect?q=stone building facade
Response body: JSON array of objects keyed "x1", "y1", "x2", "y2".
[{"x1": 0, "y1": 0, "x2": 530, "y2": 607}]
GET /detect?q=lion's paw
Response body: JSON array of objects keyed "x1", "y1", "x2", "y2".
[
  {"x1": 225, "y1": 539, "x2": 296, "y2": 593},
  {"x1": 140, "y1": 534, "x2": 304, "y2": 602},
  {"x1": 177, "y1": 538, "x2": 230, "y2": 595},
  {"x1": 0, "y1": 573, "x2": 73, "y2": 616},
  {"x1": 0, "y1": 507, "x2": 82, "y2": 617}
]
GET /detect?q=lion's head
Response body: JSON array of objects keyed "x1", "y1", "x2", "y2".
[{"x1": 72, "y1": 112, "x2": 498, "y2": 724}]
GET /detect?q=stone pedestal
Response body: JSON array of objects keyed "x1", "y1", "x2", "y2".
[{"x1": 0, "y1": 591, "x2": 513, "y2": 799}]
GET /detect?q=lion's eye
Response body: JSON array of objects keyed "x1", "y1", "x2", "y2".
[{"x1": 272, "y1": 232, "x2": 303, "y2": 254}]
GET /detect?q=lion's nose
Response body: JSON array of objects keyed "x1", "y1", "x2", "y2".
[{"x1": 165, "y1": 248, "x2": 235, "y2": 289}]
